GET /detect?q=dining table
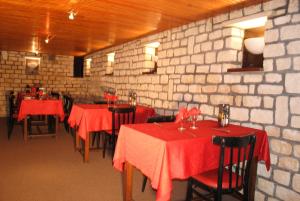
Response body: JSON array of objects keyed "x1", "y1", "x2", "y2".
[
  {"x1": 17, "y1": 98, "x2": 65, "y2": 142},
  {"x1": 113, "y1": 120, "x2": 270, "y2": 201},
  {"x1": 68, "y1": 103, "x2": 156, "y2": 162}
]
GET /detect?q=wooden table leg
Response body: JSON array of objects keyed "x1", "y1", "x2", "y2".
[
  {"x1": 249, "y1": 156, "x2": 258, "y2": 201},
  {"x1": 24, "y1": 115, "x2": 28, "y2": 143},
  {"x1": 75, "y1": 126, "x2": 80, "y2": 151},
  {"x1": 84, "y1": 133, "x2": 90, "y2": 162},
  {"x1": 55, "y1": 116, "x2": 58, "y2": 139},
  {"x1": 123, "y1": 162, "x2": 133, "y2": 201}
]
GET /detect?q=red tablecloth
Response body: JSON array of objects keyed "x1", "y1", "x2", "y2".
[
  {"x1": 17, "y1": 99, "x2": 65, "y2": 121},
  {"x1": 68, "y1": 104, "x2": 156, "y2": 140},
  {"x1": 113, "y1": 120, "x2": 270, "y2": 201}
]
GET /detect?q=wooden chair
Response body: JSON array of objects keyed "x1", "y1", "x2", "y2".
[
  {"x1": 141, "y1": 115, "x2": 176, "y2": 192},
  {"x1": 185, "y1": 134, "x2": 256, "y2": 201},
  {"x1": 6, "y1": 91, "x2": 18, "y2": 139},
  {"x1": 50, "y1": 91, "x2": 60, "y2": 99},
  {"x1": 63, "y1": 95, "x2": 74, "y2": 133},
  {"x1": 102, "y1": 106, "x2": 136, "y2": 159}
]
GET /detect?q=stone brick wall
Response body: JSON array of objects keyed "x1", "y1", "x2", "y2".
[
  {"x1": 0, "y1": 51, "x2": 89, "y2": 117},
  {"x1": 86, "y1": 0, "x2": 300, "y2": 200}
]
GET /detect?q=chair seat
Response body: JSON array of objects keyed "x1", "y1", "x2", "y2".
[{"x1": 192, "y1": 168, "x2": 242, "y2": 189}]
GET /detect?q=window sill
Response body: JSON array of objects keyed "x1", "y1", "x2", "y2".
[
  {"x1": 227, "y1": 67, "x2": 263, "y2": 73},
  {"x1": 142, "y1": 69, "x2": 157, "y2": 75}
]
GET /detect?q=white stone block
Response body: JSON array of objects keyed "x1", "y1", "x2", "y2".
[
  {"x1": 195, "y1": 33, "x2": 208, "y2": 43},
  {"x1": 194, "y1": 94, "x2": 208, "y2": 103},
  {"x1": 224, "y1": 74, "x2": 241, "y2": 84},
  {"x1": 275, "y1": 15, "x2": 291, "y2": 25},
  {"x1": 201, "y1": 41, "x2": 212, "y2": 52},
  {"x1": 209, "y1": 30, "x2": 222, "y2": 40},
  {"x1": 276, "y1": 57, "x2": 291, "y2": 70},
  {"x1": 264, "y1": 43, "x2": 285, "y2": 58},
  {"x1": 205, "y1": 52, "x2": 216, "y2": 64},
  {"x1": 217, "y1": 50, "x2": 237, "y2": 62},
  {"x1": 181, "y1": 75, "x2": 194, "y2": 84},
  {"x1": 210, "y1": 95, "x2": 233, "y2": 105},
  {"x1": 270, "y1": 139, "x2": 292, "y2": 155},
  {"x1": 231, "y1": 85, "x2": 248, "y2": 94},
  {"x1": 258, "y1": 84, "x2": 283, "y2": 95},
  {"x1": 213, "y1": 40, "x2": 224, "y2": 50},
  {"x1": 250, "y1": 109, "x2": 273, "y2": 124},
  {"x1": 230, "y1": 107, "x2": 249, "y2": 121},
  {"x1": 290, "y1": 97, "x2": 300, "y2": 114},
  {"x1": 194, "y1": 75, "x2": 206, "y2": 83},
  {"x1": 281, "y1": 24, "x2": 300, "y2": 40},
  {"x1": 273, "y1": 169, "x2": 291, "y2": 186},
  {"x1": 292, "y1": 174, "x2": 300, "y2": 193},
  {"x1": 275, "y1": 96, "x2": 289, "y2": 126},
  {"x1": 289, "y1": 0, "x2": 299, "y2": 13},
  {"x1": 265, "y1": 125, "x2": 280, "y2": 137},
  {"x1": 207, "y1": 74, "x2": 222, "y2": 84},
  {"x1": 244, "y1": 74, "x2": 263, "y2": 83},
  {"x1": 276, "y1": 186, "x2": 300, "y2": 201},
  {"x1": 257, "y1": 178, "x2": 274, "y2": 195},
  {"x1": 278, "y1": 156, "x2": 299, "y2": 172},
  {"x1": 265, "y1": 29, "x2": 279, "y2": 43},
  {"x1": 243, "y1": 96, "x2": 262, "y2": 107},
  {"x1": 285, "y1": 73, "x2": 300, "y2": 93},
  {"x1": 287, "y1": 40, "x2": 300, "y2": 54},
  {"x1": 283, "y1": 129, "x2": 300, "y2": 142},
  {"x1": 191, "y1": 54, "x2": 204, "y2": 64},
  {"x1": 202, "y1": 85, "x2": 217, "y2": 93},
  {"x1": 225, "y1": 37, "x2": 243, "y2": 50},
  {"x1": 291, "y1": 116, "x2": 300, "y2": 128}
]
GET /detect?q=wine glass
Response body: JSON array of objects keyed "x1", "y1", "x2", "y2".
[
  {"x1": 178, "y1": 116, "x2": 186, "y2": 132},
  {"x1": 190, "y1": 115, "x2": 198, "y2": 130}
]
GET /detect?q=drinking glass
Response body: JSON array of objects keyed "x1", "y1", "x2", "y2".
[
  {"x1": 190, "y1": 115, "x2": 198, "y2": 130},
  {"x1": 178, "y1": 116, "x2": 186, "y2": 132}
]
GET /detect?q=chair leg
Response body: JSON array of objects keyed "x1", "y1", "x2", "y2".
[
  {"x1": 185, "y1": 179, "x2": 193, "y2": 201},
  {"x1": 102, "y1": 134, "x2": 108, "y2": 158},
  {"x1": 141, "y1": 175, "x2": 148, "y2": 192}
]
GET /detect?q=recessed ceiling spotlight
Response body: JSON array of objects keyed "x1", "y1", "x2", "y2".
[
  {"x1": 68, "y1": 10, "x2": 77, "y2": 20},
  {"x1": 45, "y1": 38, "x2": 49, "y2": 44}
]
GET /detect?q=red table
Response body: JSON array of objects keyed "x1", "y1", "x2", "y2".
[
  {"x1": 68, "y1": 104, "x2": 156, "y2": 162},
  {"x1": 18, "y1": 99, "x2": 65, "y2": 142},
  {"x1": 113, "y1": 120, "x2": 270, "y2": 201}
]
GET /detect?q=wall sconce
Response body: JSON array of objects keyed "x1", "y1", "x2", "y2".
[
  {"x1": 244, "y1": 37, "x2": 265, "y2": 55},
  {"x1": 68, "y1": 10, "x2": 77, "y2": 20}
]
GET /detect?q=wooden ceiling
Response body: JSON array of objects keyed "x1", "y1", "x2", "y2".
[{"x1": 0, "y1": 0, "x2": 265, "y2": 56}]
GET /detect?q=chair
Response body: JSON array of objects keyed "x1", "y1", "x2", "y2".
[
  {"x1": 102, "y1": 106, "x2": 136, "y2": 159},
  {"x1": 63, "y1": 95, "x2": 74, "y2": 133},
  {"x1": 50, "y1": 91, "x2": 60, "y2": 99},
  {"x1": 6, "y1": 91, "x2": 18, "y2": 139},
  {"x1": 141, "y1": 115, "x2": 176, "y2": 192},
  {"x1": 185, "y1": 134, "x2": 256, "y2": 201}
]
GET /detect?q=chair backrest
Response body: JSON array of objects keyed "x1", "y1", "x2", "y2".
[
  {"x1": 109, "y1": 106, "x2": 136, "y2": 135},
  {"x1": 6, "y1": 91, "x2": 15, "y2": 118},
  {"x1": 212, "y1": 134, "x2": 256, "y2": 197},
  {"x1": 147, "y1": 115, "x2": 175, "y2": 123},
  {"x1": 63, "y1": 95, "x2": 73, "y2": 115},
  {"x1": 51, "y1": 91, "x2": 60, "y2": 99}
]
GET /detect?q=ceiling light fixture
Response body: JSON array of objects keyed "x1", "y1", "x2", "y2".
[
  {"x1": 44, "y1": 35, "x2": 54, "y2": 44},
  {"x1": 68, "y1": 10, "x2": 77, "y2": 20}
]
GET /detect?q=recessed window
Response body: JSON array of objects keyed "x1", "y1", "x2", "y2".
[
  {"x1": 143, "y1": 42, "x2": 160, "y2": 74},
  {"x1": 106, "y1": 52, "x2": 115, "y2": 75},
  {"x1": 85, "y1": 58, "x2": 92, "y2": 76},
  {"x1": 224, "y1": 13, "x2": 268, "y2": 72}
]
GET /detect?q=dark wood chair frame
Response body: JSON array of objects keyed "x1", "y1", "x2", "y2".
[
  {"x1": 7, "y1": 91, "x2": 18, "y2": 139},
  {"x1": 102, "y1": 106, "x2": 136, "y2": 159},
  {"x1": 141, "y1": 115, "x2": 176, "y2": 192},
  {"x1": 185, "y1": 134, "x2": 256, "y2": 201}
]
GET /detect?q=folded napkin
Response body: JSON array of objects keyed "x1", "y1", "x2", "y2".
[
  {"x1": 188, "y1": 107, "x2": 201, "y2": 116},
  {"x1": 175, "y1": 107, "x2": 189, "y2": 123},
  {"x1": 104, "y1": 92, "x2": 118, "y2": 102}
]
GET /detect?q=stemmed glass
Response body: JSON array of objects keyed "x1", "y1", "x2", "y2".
[
  {"x1": 190, "y1": 115, "x2": 198, "y2": 130},
  {"x1": 178, "y1": 116, "x2": 186, "y2": 132}
]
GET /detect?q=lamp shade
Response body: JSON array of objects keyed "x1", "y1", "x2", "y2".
[{"x1": 244, "y1": 37, "x2": 265, "y2": 55}]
